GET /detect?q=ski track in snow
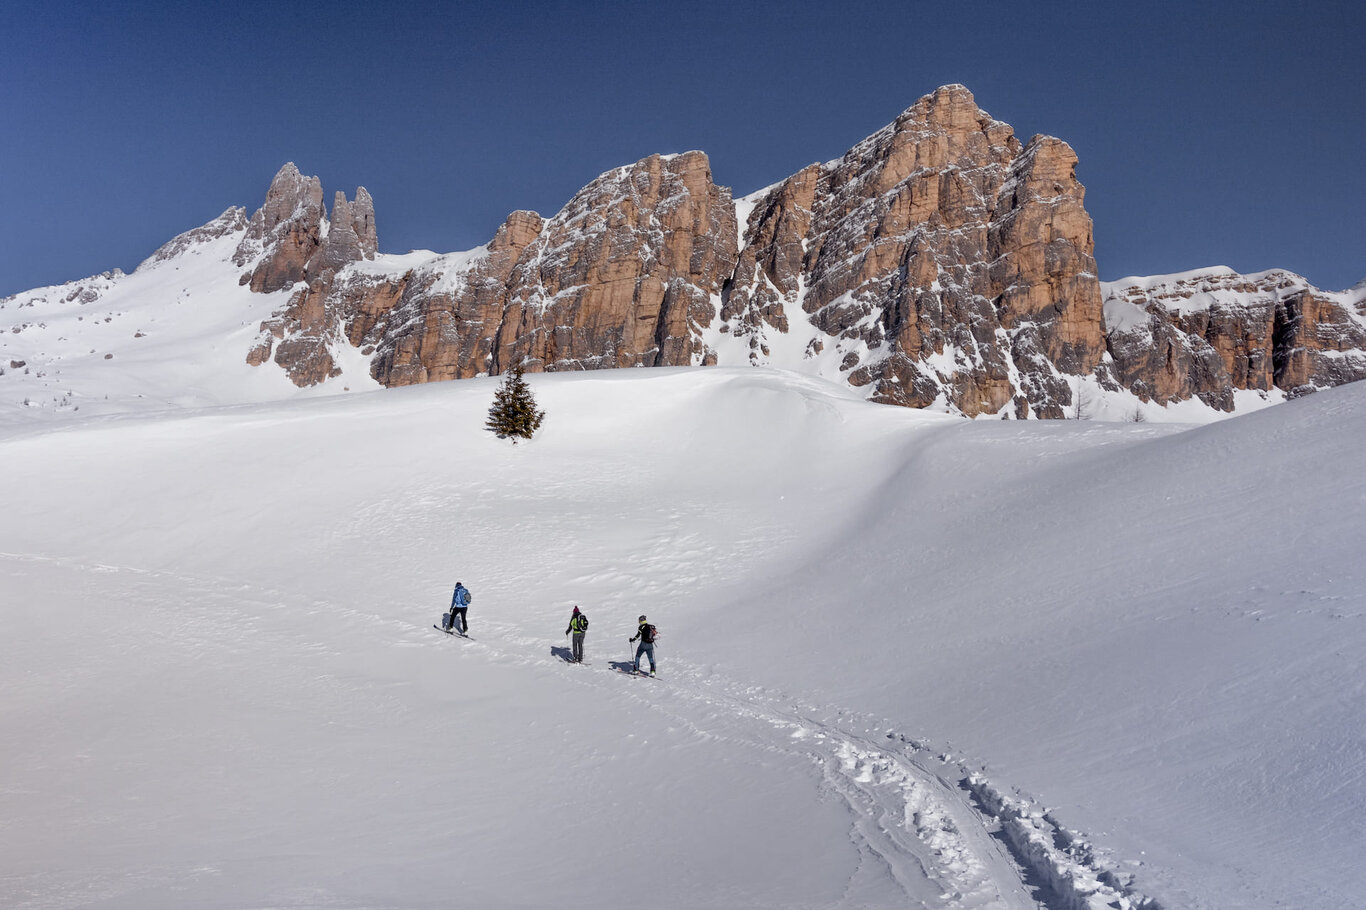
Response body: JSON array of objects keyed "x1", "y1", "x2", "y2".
[{"x1": 2, "y1": 551, "x2": 1158, "y2": 910}]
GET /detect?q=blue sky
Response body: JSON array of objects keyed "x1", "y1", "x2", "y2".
[{"x1": 3, "y1": 0, "x2": 1363, "y2": 297}]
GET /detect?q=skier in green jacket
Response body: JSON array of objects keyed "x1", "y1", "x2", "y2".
[{"x1": 565, "y1": 606, "x2": 588, "y2": 663}]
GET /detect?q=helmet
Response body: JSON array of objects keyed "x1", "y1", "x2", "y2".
[{"x1": 638, "y1": 615, "x2": 647, "y2": 622}]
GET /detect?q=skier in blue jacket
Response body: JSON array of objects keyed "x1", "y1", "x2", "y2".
[{"x1": 446, "y1": 582, "x2": 472, "y2": 634}]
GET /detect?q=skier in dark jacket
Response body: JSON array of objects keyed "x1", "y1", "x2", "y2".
[
  {"x1": 446, "y1": 581, "x2": 472, "y2": 634},
  {"x1": 629, "y1": 615, "x2": 657, "y2": 675},
  {"x1": 565, "y1": 606, "x2": 588, "y2": 663}
]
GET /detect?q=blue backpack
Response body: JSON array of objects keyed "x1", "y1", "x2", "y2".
[{"x1": 454, "y1": 585, "x2": 471, "y2": 607}]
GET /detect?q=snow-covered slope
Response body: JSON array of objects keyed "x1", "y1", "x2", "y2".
[
  {"x1": 0, "y1": 211, "x2": 385, "y2": 425},
  {"x1": 3, "y1": 367, "x2": 1363, "y2": 909}
]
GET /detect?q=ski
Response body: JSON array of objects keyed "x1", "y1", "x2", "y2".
[{"x1": 433, "y1": 624, "x2": 472, "y2": 639}]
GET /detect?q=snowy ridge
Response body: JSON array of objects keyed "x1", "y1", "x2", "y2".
[{"x1": 1102, "y1": 265, "x2": 1366, "y2": 315}]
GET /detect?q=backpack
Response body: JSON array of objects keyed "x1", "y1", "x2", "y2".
[
  {"x1": 641, "y1": 623, "x2": 657, "y2": 644},
  {"x1": 573, "y1": 613, "x2": 589, "y2": 632},
  {"x1": 455, "y1": 585, "x2": 471, "y2": 607}
]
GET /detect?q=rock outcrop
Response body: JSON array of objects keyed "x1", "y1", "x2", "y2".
[
  {"x1": 723, "y1": 85, "x2": 1100, "y2": 417},
  {"x1": 237, "y1": 164, "x2": 381, "y2": 383},
  {"x1": 145, "y1": 207, "x2": 248, "y2": 266},
  {"x1": 362, "y1": 211, "x2": 547, "y2": 386},
  {"x1": 233, "y1": 163, "x2": 377, "y2": 295},
  {"x1": 267, "y1": 153, "x2": 737, "y2": 389},
  {"x1": 233, "y1": 163, "x2": 326, "y2": 293},
  {"x1": 494, "y1": 151, "x2": 737, "y2": 374},
  {"x1": 320, "y1": 189, "x2": 377, "y2": 272},
  {"x1": 230, "y1": 88, "x2": 1365, "y2": 417},
  {"x1": 1102, "y1": 269, "x2": 1366, "y2": 409}
]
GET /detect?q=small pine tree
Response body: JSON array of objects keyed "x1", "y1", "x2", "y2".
[
  {"x1": 485, "y1": 365, "x2": 545, "y2": 443},
  {"x1": 1071, "y1": 377, "x2": 1091, "y2": 420}
]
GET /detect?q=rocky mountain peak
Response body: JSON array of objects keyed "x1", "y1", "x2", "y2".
[
  {"x1": 259, "y1": 163, "x2": 323, "y2": 233},
  {"x1": 222, "y1": 85, "x2": 1363, "y2": 417},
  {"x1": 722, "y1": 84, "x2": 1093, "y2": 416},
  {"x1": 320, "y1": 188, "x2": 379, "y2": 272},
  {"x1": 492, "y1": 150, "x2": 737, "y2": 374},
  {"x1": 232, "y1": 163, "x2": 378, "y2": 294},
  {"x1": 490, "y1": 210, "x2": 544, "y2": 253},
  {"x1": 10, "y1": 86, "x2": 1363, "y2": 423},
  {"x1": 890, "y1": 83, "x2": 1011, "y2": 150},
  {"x1": 350, "y1": 187, "x2": 378, "y2": 259}
]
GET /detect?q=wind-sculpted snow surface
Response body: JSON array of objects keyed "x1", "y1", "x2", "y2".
[{"x1": 2, "y1": 368, "x2": 1364, "y2": 908}]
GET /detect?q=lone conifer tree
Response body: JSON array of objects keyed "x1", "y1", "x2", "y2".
[{"x1": 485, "y1": 365, "x2": 545, "y2": 442}]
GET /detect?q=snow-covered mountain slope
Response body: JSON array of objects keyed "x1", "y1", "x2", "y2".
[
  {"x1": 0, "y1": 209, "x2": 384, "y2": 426},
  {"x1": 0, "y1": 229, "x2": 1294, "y2": 432},
  {"x1": 6, "y1": 93, "x2": 1363, "y2": 428},
  {"x1": 3, "y1": 367, "x2": 1363, "y2": 909}
]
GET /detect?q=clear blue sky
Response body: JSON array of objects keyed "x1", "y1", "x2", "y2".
[{"x1": 3, "y1": 0, "x2": 1363, "y2": 298}]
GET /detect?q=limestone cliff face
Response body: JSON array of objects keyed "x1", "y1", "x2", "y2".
[
  {"x1": 362, "y1": 211, "x2": 546, "y2": 386},
  {"x1": 10, "y1": 89, "x2": 1358, "y2": 419},
  {"x1": 346, "y1": 153, "x2": 736, "y2": 388},
  {"x1": 232, "y1": 162, "x2": 376, "y2": 292},
  {"x1": 233, "y1": 163, "x2": 326, "y2": 293},
  {"x1": 243, "y1": 91, "x2": 1103, "y2": 413},
  {"x1": 495, "y1": 151, "x2": 737, "y2": 374},
  {"x1": 231, "y1": 89, "x2": 1365, "y2": 416},
  {"x1": 1102, "y1": 269, "x2": 1366, "y2": 409},
  {"x1": 721, "y1": 85, "x2": 1100, "y2": 417},
  {"x1": 236, "y1": 164, "x2": 380, "y2": 383}
]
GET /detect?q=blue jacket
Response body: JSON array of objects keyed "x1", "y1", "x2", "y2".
[{"x1": 451, "y1": 584, "x2": 471, "y2": 609}]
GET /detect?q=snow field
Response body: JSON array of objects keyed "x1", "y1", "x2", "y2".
[
  {"x1": 3, "y1": 555, "x2": 867, "y2": 909},
  {"x1": 3, "y1": 366, "x2": 1364, "y2": 908}
]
